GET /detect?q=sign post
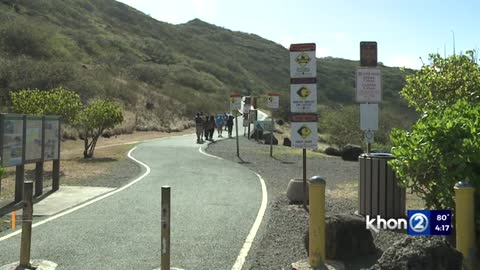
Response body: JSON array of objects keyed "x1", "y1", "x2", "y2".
[
  {"x1": 290, "y1": 43, "x2": 317, "y2": 210},
  {"x1": 230, "y1": 93, "x2": 242, "y2": 157},
  {"x1": 357, "y1": 41, "x2": 381, "y2": 153},
  {"x1": 267, "y1": 93, "x2": 279, "y2": 157}
]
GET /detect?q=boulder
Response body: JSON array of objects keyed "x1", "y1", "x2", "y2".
[
  {"x1": 283, "y1": 137, "x2": 292, "y2": 147},
  {"x1": 262, "y1": 133, "x2": 278, "y2": 145},
  {"x1": 251, "y1": 129, "x2": 263, "y2": 139},
  {"x1": 369, "y1": 236, "x2": 463, "y2": 270},
  {"x1": 324, "y1": 147, "x2": 341, "y2": 157},
  {"x1": 286, "y1": 179, "x2": 308, "y2": 204},
  {"x1": 341, "y1": 144, "x2": 364, "y2": 161},
  {"x1": 305, "y1": 214, "x2": 378, "y2": 260}
]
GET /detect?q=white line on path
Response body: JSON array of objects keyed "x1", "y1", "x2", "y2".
[
  {"x1": 198, "y1": 147, "x2": 224, "y2": 160},
  {"x1": 231, "y1": 172, "x2": 268, "y2": 270},
  {"x1": 197, "y1": 148, "x2": 268, "y2": 270},
  {"x1": 0, "y1": 147, "x2": 151, "y2": 242}
]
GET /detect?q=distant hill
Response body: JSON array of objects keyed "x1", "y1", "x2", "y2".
[{"x1": 0, "y1": 0, "x2": 416, "y2": 130}]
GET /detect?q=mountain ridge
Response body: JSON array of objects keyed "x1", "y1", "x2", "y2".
[{"x1": 0, "y1": 0, "x2": 415, "y2": 130}]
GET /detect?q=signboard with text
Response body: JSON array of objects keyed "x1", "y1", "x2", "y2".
[
  {"x1": 266, "y1": 93, "x2": 280, "y2": 109},
  {"x1": 356, "y1": 67, "x2": 382, "y2": 103},
  {"x1": 0, "y1": 114, "x2": 24, "y2": 167},
  {"x1": 291, "y1": 114, "x2": 318, "y2": 149},
  {"x1": 290, "y1": 43, "x2": 316, "y2": 78},
  {"x1": 230, "y1": 93, "x2": 242, "y2": 111},
  {"x1": 290, "y1": 83, "x2": 317, "y2": 113},
  {"x1": 360, "y1": 41, "x2": 378, "y2": 67},
  {"x1": 44, "y1": 116, "x2": 60, "y2": 161},
  {"x1": 24, "y1": 115, "x2": 43, "y2": 163}
]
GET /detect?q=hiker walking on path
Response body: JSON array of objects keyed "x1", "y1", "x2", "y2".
[
  {"x1": 216, "y1": 114, "x2": 224, "y2": 137},
  {"x1": 226, "y1": 115, "x2": 234, "y2": 138},
  {"x1": 207, "y1": 115, "x2": 216, "y2": 140},
  {"x1": 223, "y1": 113, "x2": 229, "y2": 131},
  {"x1": 203, "y1": 113, "x2": 209, "y2": 141},
  {"x1": 194, "y1": 112, "x2": 204, "y2": 143}
]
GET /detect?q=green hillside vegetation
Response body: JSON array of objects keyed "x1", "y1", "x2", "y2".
[{"x1": 0, "y1": 0, "x2": 417, "y2": 136}]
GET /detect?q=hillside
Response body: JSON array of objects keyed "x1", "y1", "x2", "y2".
[{"x1": 0, "y1": 0, "x2": 416, "y2": 131}]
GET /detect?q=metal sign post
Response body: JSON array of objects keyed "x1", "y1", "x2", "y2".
[
  {"x1": 230, "y1": 93, "x2": 242, "y2": 157},
  {"x1": 290, "y1": 43, "x2": 317, "y2": 211},
  {"x1": 267, "y1": 93, "x2": 280, "y2": 157},
  {"x1": 357, "y1": 41, "x2": 381, "y2": 154}
]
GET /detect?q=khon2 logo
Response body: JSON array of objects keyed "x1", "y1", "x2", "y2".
[{"x1": 365, "y1": 210, "x2": 451, "y2": 236}]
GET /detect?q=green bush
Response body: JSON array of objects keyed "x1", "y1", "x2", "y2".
[
  {"x1": 0, "y1": 19, "x2": 54, "y2": 58},
  {"x1": 390, "y1": 100, "x2": 480, "y2": 210},
  {"x1": 10, "y1": 87, "x2": 82, "y2": 123}
]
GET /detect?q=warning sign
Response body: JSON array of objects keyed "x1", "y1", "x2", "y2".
[
  {"x1": 356, "y1": 68, "x2": 382, "y2": 103},
  {"x1": 290, "y1": 84, "x2": 317, "y2": 113},
  {"x1": 291, "y1": 121, "x2": 318, "y2": 149},
  {"x1": 266, "y1": 93, "x2": 280, "y2": 109},
  {"x1": 230, "y1": 93, "x2": 242, "y2": 111},
  {"x1": 290, "y1": 43, "x2": 316, "y2": 78}
]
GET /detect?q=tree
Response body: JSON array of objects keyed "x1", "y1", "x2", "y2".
[
  {"x1": 10, "y1": 87, "x2": 82, "y2": 123},
  {"x1": 76, "y1": 100, "x2": 123, "y2": 158},
  {"x1": 400, "y1": 51, "x2": 480, "y2": 112}
]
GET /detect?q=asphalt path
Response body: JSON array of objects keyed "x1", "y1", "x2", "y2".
[{"x1": 0, "y1": 127, "x2": 264, "y2": 269}]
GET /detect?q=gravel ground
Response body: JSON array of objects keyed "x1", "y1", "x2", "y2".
[{"x1": 206, "y1": 136, "x2": 407, "y2": 270}]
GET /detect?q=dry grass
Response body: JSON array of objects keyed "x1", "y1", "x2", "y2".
[
  {"x1": 327, "y1": 181, "x2": 426, "y2": 210},
  {"x1": 0, "y1": 129, "x2": 194, "y2": 203}
]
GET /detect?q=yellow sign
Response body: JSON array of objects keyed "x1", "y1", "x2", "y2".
[
  {"x1": 295, "y1": 52, "x2": 311, "y2": 67},
  {"x1": 297, "y1": 126, "x2": 311, "y2": 139},
  {"x1": 297, "y1": 86, "x2": 311, "y2": 100}
]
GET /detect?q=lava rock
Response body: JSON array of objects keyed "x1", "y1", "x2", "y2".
[
  {"x1": 369, "y1": 236, "x2": 463, "y2": 270},
  {"x1": 251, "y1": 129, "x2": 263, "y2": 139},
  {"x1": 324, "y1": 147, "x2": 341, "y2": 157},
  {"x1": 305, "y1": 214, "x2": 378, "y2": 260},
  {"x1": 283, "y1": 137, "x2": 292, "y2": 147},
  {"x1": 263, "y1": 133, "x2": 278, "y2": 145},
  {"x1": 341, "y1": 144, "x2": 364, "y2": 161}
]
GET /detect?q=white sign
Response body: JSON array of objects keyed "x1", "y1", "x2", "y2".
[
  {"x1": 356, "y1": 68, "x2": 382, "y2": 102},
  {"x1": 266, "y1": 93, "x2": 280, "y2": 109},
  {"x1": 364, "y1": 130, "x2": 374, "y2": 144},
  {"x1": 290, "y1": 43, "x2": 316, "y2": 78},
  {"x1": 291, "y1": 121, "x2": 318, "y2": 149},
  {"x1": 360, "y1": 103, "x2": 379, "y2": 131},
  {"x1": 230, "y1": 94, "x2": 242, "y2": 111},
  {"x1": 290, "y1": 84, "x2": 317, "y2": 113}
]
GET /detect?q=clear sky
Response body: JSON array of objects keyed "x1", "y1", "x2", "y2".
[{"x1": 116, "y1": 0, "x2": 479, "y2": 69}]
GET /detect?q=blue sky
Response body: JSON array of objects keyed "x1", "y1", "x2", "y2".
[{"x1": 117, "y1": 0, "x2": 479, "y2": 69}]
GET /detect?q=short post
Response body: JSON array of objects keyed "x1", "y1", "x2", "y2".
[
  {"x1": 52, "y1": 159, "x2": 60, "y2": 191},
  {"x1": 161, "y1": 186, "x2": 171, "y2": 270},
  {"x1": 35, "y1": 161, "x2": 44, "y2": 196},
  {"x1": 270, "y1": 117, "x2": 274, "y2": 157},
  {"x1": 235, "y1": 115, "x2": 240, "y2": 157},
  {"x1": 309, "y1": 176, "x2": 326, "y2": 267},
  {"x1": 15, "y1": 165, "x2": 25, "y2": 203},
  {"x1": 302, "y1": 149, "x2": 308, "y2": 210},
  {"x1": 20, "y1": 181, "x2": 34, "y2": 268},
  {"x1": 454, "y1": 181, "x2": 477, "y2": 270}
]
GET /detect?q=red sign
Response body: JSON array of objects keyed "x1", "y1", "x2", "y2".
[
  {"x1": 290, "y1": 43, "x2": 316, "y2": 52},
  {"x1": 291, "y1": 114, "x2": 318, "y2": 122}
]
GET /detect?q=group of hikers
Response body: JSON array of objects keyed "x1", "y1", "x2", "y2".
[{"x1": 194, "y1": 112, "x2": 235, "y2": 143}]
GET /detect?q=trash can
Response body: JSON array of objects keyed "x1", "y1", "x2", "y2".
[{"x1": 359, "y1": 153, "x2": 406, "y2": 219}]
